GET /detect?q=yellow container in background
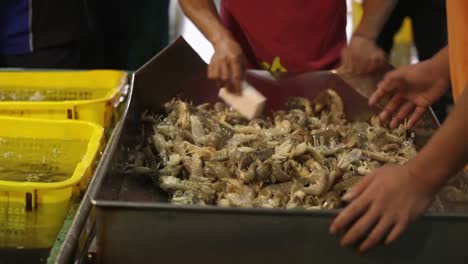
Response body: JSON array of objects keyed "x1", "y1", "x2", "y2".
[
  {"x1": 352, "y1": 0, "x2": 364, "y2": 30},
  {"x1": 0, "y1": 117, "x2": 103, "y2": 248},
  {"x1": 394, "y1": 18, "x2": 413, "y2": 44},
  {"x1": 0, "y1": 70, "x2": 127, "y2": 127},
  {"x1": 390, "y1": 18, "x2": 414, "y2": 67}
]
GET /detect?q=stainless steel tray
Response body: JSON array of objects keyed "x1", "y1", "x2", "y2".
[{"x1": 90, "y1": 37, "x2": 468, "y2": 264}]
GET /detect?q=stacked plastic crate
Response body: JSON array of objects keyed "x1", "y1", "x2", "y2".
[{"x1": 0, "y1": 70, "x2": 127, "y2": 248}]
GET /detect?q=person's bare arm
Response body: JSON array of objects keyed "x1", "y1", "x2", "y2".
[
  {"x1": 331, "y1": 77, "x2": 468, "y2": 252},
  {"x1": 179, "y1": 0, "x2": 244, "y2": 94},
  {"x1": 355, "y1": 0, "x2": 399, "y2": 40},
  {"x1": 179, "y1": 0, "x2": 228, "y2": 45},
  {"x1": 408, "y1": 86, "x2": 468, "y2": 190},
  {"x1": 341, "y1": 0, "x2": 398, "y2": 74}
]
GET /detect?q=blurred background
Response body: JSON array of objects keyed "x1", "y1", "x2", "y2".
[
  {"x1": 169, "y1": 0, "x2": 417, "y2": 66},
  {"x1": 81, "y1": 0, "x2": 417, "y2": 70}
]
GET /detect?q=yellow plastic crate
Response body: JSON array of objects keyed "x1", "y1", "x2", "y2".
[
  {"x1": 0, "y1": 117, "x2": 103, "y2": 248},
  {"x1": 0, "y1": 70, "x2": 127, "y2": 127}
]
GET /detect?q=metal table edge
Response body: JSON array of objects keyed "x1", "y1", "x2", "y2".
[{"x1": 51, "y1": 73, "x2": 135, "y2": 264}]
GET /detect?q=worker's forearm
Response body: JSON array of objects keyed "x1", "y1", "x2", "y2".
[
  {"x1": 427, "y1": 46, "x2": 451, "y2": 82},
  {"x1": 178, "y1": 0, "x2": 231, "y2": 45},
  {"x1": 355, "y1": 0, "x2": 398, "y2": 40},
  {"x1": 408, "y1": 87, "x2": 468, "y2": 192}
]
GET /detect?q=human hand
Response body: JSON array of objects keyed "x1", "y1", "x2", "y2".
[
  {"x1": 330, "y1": 164, "x2": 436, "y2": 252},
  {"x1": 369, "y1": 60, "x2": 450, "y2": 128},
  {"x1": 209, "y1": 37, "x2": 245, "y2": 95},
  {"x1": 340, "y1": 35, "x2": 387, "y2": 75}
]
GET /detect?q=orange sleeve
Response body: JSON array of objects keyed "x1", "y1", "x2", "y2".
[{"x1": 447, "y1": 1, "x2": 468, "y2": 101}]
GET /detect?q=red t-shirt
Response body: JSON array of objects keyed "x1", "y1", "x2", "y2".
[{"x1": 220, "y1": 0, "x2": 347, "y2": 73}]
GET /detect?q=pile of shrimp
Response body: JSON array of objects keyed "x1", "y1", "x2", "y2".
[{"x1": 126, "y1": 89, "x2": 418, "y2": 209}]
